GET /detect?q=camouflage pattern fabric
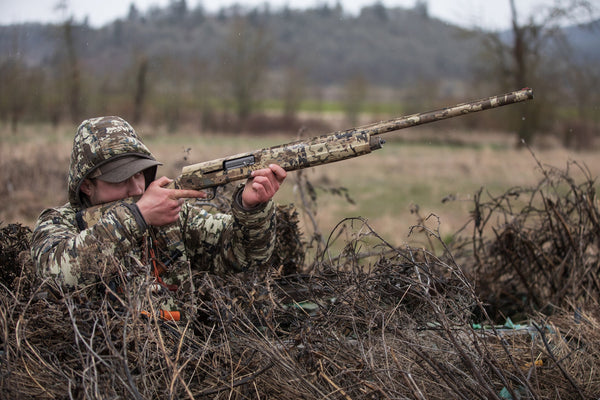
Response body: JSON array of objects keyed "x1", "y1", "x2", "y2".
[
  {"x1": 66, "y1": 116, "x2": 158, "y2": 208},
  {"x1": 30, "y1": 116, "x2": 277, "y2": 299}
]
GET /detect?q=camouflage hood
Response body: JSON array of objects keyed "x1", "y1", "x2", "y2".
[{"x1": 68, "y1": 116, "x2": 159, "y2": 208}]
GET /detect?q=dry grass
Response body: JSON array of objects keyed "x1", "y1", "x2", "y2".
[
  {"x1": 2, "y1": 122, "x2": 599, "y2": 248},
  {"x1": 2, "y1": 197, "x2": 599, "y2": 399},
  {"x1": 2, "y1": 121, "x2": 600, "y2": 398}
]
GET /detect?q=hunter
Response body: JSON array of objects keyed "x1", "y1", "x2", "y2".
[{"x1": 30, "y1": 116, "x2": 286, "y2": 303}]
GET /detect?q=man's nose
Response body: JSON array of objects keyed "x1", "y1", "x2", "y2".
[{"x1": 127, "y1": 177, "x2": 144, "y2": 196}]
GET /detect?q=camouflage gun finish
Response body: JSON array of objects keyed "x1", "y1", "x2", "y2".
[
  {"x1": 176, "y1": 88, "x2": 533, "y2": 191},
  {"x1": 79, "y1": 88, "x2": 533, "y2": 228}
]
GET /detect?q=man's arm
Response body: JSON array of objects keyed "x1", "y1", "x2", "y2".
[
  {"x1": 180, "y1": 186, "x2": 277, "y2": 275},
  {"x1": 30, "y1": 202, "x2": 148, "y2": 287}
]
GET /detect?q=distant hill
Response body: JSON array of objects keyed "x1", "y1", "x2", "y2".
[
  {"x1": 563, "y1": 19, "x2": 600, "y2": 62},
  {"x1": 0, "y1": 4, "x2": 490, "y2": 89},
  {"x1": 0, "y1": 4, "x2": 598, "y2": 102}
]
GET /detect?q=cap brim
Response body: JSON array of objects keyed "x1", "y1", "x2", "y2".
[{"x1": 96, "y1": 157, "x2": 162, "y2": 183}]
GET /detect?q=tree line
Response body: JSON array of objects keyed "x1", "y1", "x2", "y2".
[{"x1": 0, "y1": 0, "x2": 598, "y2": 147}]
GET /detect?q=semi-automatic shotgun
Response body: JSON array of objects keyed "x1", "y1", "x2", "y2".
[{"x1": 78, "y1": 88, "x2": 533, "y2": 228}]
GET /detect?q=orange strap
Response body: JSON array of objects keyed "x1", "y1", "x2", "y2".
[
  {"x1": 141, "y1": 310, "x2": 181, "y2": 321},
  {"x1": 142, "y1": 237, "x2": 181, "y2": 321},
  {"x1": 149, "y1": 245, "x2": 179, "y2": 292}
]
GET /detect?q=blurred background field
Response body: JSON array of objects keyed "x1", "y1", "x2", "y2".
[
  {"x1": 1, "y1": 1, "x2": 598, "y2": 247},
  {"x1": 2, "y1": 119, "x2": 600, "y2": 253},
  {"x1": 1, "y1": 1, "x2": 598, "y2": 139}
]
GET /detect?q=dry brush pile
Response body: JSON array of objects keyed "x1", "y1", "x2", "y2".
[{"x1": 1, "y1": 160, "x2": 599, "y2": 399}]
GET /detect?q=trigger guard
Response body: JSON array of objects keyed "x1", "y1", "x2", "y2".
[{"x1": 205, "y1": 187, "x2": 217, "y2": 201}]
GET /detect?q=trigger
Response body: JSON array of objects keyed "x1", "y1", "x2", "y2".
[{"x1": 205, "y1": 187, "x2": 217, "y2": 201}]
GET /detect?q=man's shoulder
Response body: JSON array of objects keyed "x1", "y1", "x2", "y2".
[
  {"x1": 39, "y1": 202, "x2": 76, "y2": 216},
  {"x1": 35, "y1": 202, "x2": 78, "y2": 227}
]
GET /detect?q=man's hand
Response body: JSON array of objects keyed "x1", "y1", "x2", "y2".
[
  {"x1": 136, "y1": 176, "x2": 206, "y2": 226},
  {"x1": 241, "y1": 164, "x2": 287, "y2": 209}
]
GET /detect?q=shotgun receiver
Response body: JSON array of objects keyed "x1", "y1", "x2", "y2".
[{"x1": 78, "y1": 88, "x2": 533, "y2": 228}]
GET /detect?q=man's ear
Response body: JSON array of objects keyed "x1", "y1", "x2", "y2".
[{"x1": 80, "y1": 179, "x2": 94, "y2": 197}]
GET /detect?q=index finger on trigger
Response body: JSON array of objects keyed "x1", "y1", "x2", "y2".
[{"x1": 171, "y1": 189, "x2": 207, "y2": 199}]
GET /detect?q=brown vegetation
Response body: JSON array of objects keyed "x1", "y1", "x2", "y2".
[
  {"x1": 1, "y1": 149, "x2": 599, "y2": 398},
  {"x1": 1, "y1": 2, "x2": 598, "y2": 395}
]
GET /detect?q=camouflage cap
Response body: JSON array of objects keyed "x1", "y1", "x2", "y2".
[{"x1": 89, "y1": 155, "x2": 161, "y2": 183}]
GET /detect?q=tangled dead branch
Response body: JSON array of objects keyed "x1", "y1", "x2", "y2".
[
  {"x1": 453, "y1": 158, "x2": 600, "y2": 321},
  {"x1": 1, "y1": 161, "x2": 600, "y2": 398}
]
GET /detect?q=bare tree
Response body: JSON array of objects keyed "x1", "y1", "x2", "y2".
[
  {"x1": 0, "y1": 59, "x2": 28, "y2": 132},
  {"x1": 282, "y1": 66, "x2": 306, "y2": 121},
  {"x1": 132, "y1": 56, "x2": 149, "y2": 124},
  {"x1": 0, "y1": 28, "x2": 46, "y2": 131},
  {"x1": 219, "y1": 17, "x2": 271, "y2": 123},
  {"x1": 50, "y1": 1, "x2": 85, "y2": 123},
  {"x1": 190, "y1": 58, "x2": 216, "y2": 132},
  {"x1": 548, "y1": 19, "x2": 600, "y2": 149},
  {"x1": 156, "y1": 57, "x2": 185, "y2": 132},
  {"x1": 477, "y1": 0, "x2": 595, "y2": 145},
  {"x1": 65, "y1": 21, "x2": 83, "y2": 123},
  {"x1": 343, "y1": 74, "x2": 368, "y2": 127}
]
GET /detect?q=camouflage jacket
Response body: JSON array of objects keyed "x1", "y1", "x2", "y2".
[{"x1": 30, "y1": 116, "x2": 276, "y2": 292}]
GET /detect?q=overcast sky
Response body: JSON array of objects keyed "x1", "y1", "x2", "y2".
[
  {"x1": 0, "y1": 0, "x2": 556, "y2": 30},
  {"x1": 1, "y1": 0, "x2": 597, "y2": 30}
]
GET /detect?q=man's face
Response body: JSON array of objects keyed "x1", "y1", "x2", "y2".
[{"x1": 81, "y1": 171, "x2": 146, "y2": 205}]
